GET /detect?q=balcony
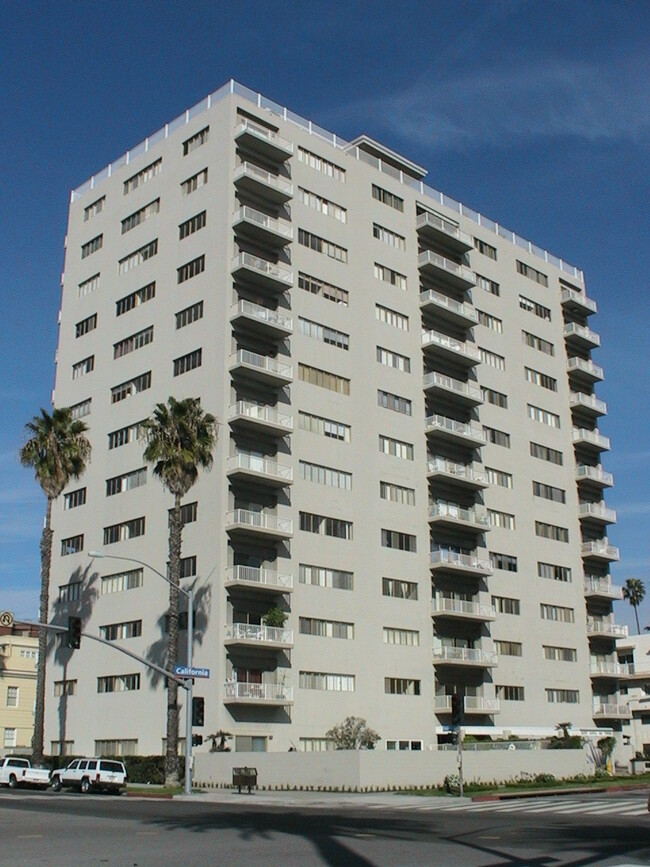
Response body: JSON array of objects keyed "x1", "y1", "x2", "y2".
[
  {"x1": 433, "y1": 646, "x2": 497, "y2": 668},
  {"x1": 234, "y1": 161, "x2": 293, "y2": 203},
  {"x1": 226, "y1": 454, "x2": 293, "y2": 488},
  {"x1": 590, "y1": 662, "x2": 629, "y2": 678},
  {"x1": 578, "y1": 502, "x2": 617, "y2": 526},
  {"x1": 225, "y1": 565, "x2": 294, "y2": 594},
  {"x1": 569, "y1": 392, "x2": 607, "y2": 418},
  {"x1": 429, "y1": 502, "x2": 490, "y2": 534},
  {"x1": 563, "y1": 322, "x2": 601, "y2": 351},
  {"x1": 573, "y1": 428, "x2": 610, "y2": 453},
  {"x1": 425, "y1": 415, "x2": 486, "y2": 448},
  {"x1": 587, "y1": 620, "x2": 629, "y2": 639},
  {"x1": 419, "y1": 289, "x2": 478, "y2": 329},
  {"x1": 430, "y1": 550, "x2": 492, "y2": 577},
  {"x1": 231, "y1": 252, "x2": 293, "y2": 292},
  {"x1": 229, "y1": 350, "x2": 293, "y2": 388},
  {"x1": 416, "y1": 212, "x2": 473, "y2": 255},
  {"x1": 422, "y1": 372, "x2": 483, "y2": 407},
  {"x1": 225, "y1": 509, "x2": 293, "y2": 541},
  {"x1": 584, "y1": 577, "x2": 623, "y2": 601},
  {"x1": 230, "y1": 300, "x2": 293, "y2": 340},
  {"x1": 592, "y1": 703, "x2": 631, "y2": 720},
  {"x1": 228, "y1": 401, "x2": 293, "y2": 437},
  {"x1": 426, "y1": 459, "x2": 488, "y2": 491},
  {"x1": 561, "y1": 287, "x2": 597, "y2": 316},
  {"x1": 234, "y1": 120, "x2": 294, "y2": 161},
  {"x1": 431, "y1": 598, "x2": 496, "y2": 622},
  {"x1": 434, "y1": 696, "x2": 500, "y2": 715},
  {"x1": 581, "y1": 540, "x2": 620, "y2": 563},
  {"x1": 224, "y1": 622, "x2": 293, "y2": 650},
  {"x1": 576, "y1": 465, "x2": 614, "y2": 489},
  {"x1": 567, "y1": 357, "x2": 604, "y2": 384},
  {"x1": 418, "y1": 250, "x2": 476, "y2": 290},
  {"x1": 233, "y1": 207, "x2": 294, "y2": 248},
  {"x1": 422, "y1": 330, "x2": 481, "y2": 367},
  {"x1": 224, "y1": 681, "x2": 294, "y2": 706}
]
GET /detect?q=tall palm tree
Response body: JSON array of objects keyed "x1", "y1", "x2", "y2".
[
  {"x1": 141, "y1": 397, "x2": 217, "y2": 786},
  {"x1": 623, "y1": 578, "x2": 646, "y2": 634},
  {"x1": 19, "y1": 408, "x2": 91, "y2": 763}
]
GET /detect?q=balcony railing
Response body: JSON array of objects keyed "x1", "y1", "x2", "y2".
[
  {"x1": 570, "y1": 392, "x2": 607, "y2": 415},
  {"x1": 576, "y1": 465, "x2": 614, "y2": 487},
  {"x1": 573, "y1": 428, "x2": 610, "y2": 451},
  {"x1": 233, "y1": 206, "x2": 294, "y2": 241},
  {"x1": 227, "y1": 454, "x2": 293, "y2": 483},
  {"x1": 427, "y1": 458, "x2": 487, "y2": 487},
  {"x1": 433, "y1": 646, "x2": 497, "y2": 666},
  {"x1": 234, "y1": 161, "x2": 293, "y2": 197},
  {"x1": 431, "y1": 598, "x2": 496, "y2": 620},
  {"x1": 584, "y1": 577, "x2": 623, "y2": 600},
  {"x1": 416, "y1": 211, "x2": 473, "y2": 250},
  {"x1": 590, "y1": 662, "x2": 629, "y2": 677},
  {"x1": 230, "y1": 349, "x2": 293, "y2": 381},
  {"x1": 587, "y1": 620, "x2": 629, "y2": 638},
  {"x1": 563, "y1": 322, "x2": 601, "y2": 347},
  {"x1": 430, "y1": 550, "x2": 492, "y2": 573},
  {"x1": 578, "y1": 502, "x2": 617, "y2": 523},
  {"x1": 225, "y1": 623, "x2": 293, "y2": 645},
  {"x1": 226, "y1": 509, "x2": 293, "y2": 536},
  {"x1": 234, "y1": 120, "x2": 294, "y2": 156},
  {"x1": 232, "y1": 252, "x2": 294, "y2": 286},
  {"x1": 422, "y1": 329, "x2": 481, "y2": 363},
  {"x1": 231, "y1": 299, "x2": 293, "y2": 333},
  {"x1": 434, "y1": 696, "x2": 500, "y2": 713},
  {"x1": 422, "y1": 372, "x2": 483, "y2": 403},
  {"x1": 429, "y1": 502, "x2": 489, "y2": 528},
  {"x1": 567, "y1": 357, "x2": 604, "y2": 381},
  {"x1": 418, "y1": 250, "x2": 476, "y2": 287},
  {"x1": 224, "y1": 682, "x2": 294, "y2": 703},
  {"x1": 228, "y1": 401, "x2": 293, "y2": 431},
  {"x1": 581, "y1": 540, "x2": 620, "y2": 561},
  {"x1": 425, "y1": 414, "x2": 486, "y2": 445},
  {"x1": 561, "y1": 287, "x2": 597, "y2": 314},
  {"x1": 419, "y1": 289, "x2": 478, "y2": 324},
  {"x1": 592, "y1": 703, "x2": 630, "y2": 719},
  {"x1": 225, "y1": 565, "x2": 294, "y2": 591}
]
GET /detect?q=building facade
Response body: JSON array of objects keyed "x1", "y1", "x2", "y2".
[
  {"x1": 44, "y1": 81, "x2": 623, "y2": 756},
  {"x1": 617, "y1": 634, "x2": 650, "y2": 763},
  {"x1": 0, "y1": 616, "x2": 39, "y2": 754}
]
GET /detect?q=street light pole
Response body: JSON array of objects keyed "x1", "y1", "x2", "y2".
[{"x1": 89, "y1": 552, "x2": 194, "y2": 795}]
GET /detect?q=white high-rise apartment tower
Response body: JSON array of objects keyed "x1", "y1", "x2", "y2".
[{"x1": 45, "y1": 81, "x2": 625, "y2": 757}]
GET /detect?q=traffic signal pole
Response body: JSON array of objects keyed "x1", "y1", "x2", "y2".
[
  {"x1": 458, "y1": 726, "x2": 464, "y2": 798},
  {"x1": 184, "y1": 588, "x2": 193, "y2": 798}
]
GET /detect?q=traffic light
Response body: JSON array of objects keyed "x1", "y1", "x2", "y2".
[
  {"x1": 191, "y1": 734, "x2": 203, "y2": 747},
  {"x1": 451, "y1": 693, "x2": 464, "y2": 727},
  {"x1": 192, "y1": 696, "x2": 205, "y2": 727},
  {"x1": 67, "y1": 616, "x2": 82, "y2": 649}
]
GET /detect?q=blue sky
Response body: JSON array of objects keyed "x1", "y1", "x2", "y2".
[{"x1": 1, "y1": 0, "x2": 648, "y2": 630}]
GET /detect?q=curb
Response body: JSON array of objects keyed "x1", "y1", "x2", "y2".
[{"x1": 472, "y1": 784, "x2": 650, "y2": 802}]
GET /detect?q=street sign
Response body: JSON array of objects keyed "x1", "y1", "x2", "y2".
[
  {"x1": 174, "y1": 665, "x2": 210, "y2": 678},
  {"x1": 0, "y1": 611, "x2": 14, "y2": 628}
]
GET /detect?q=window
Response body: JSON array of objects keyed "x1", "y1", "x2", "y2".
[
  {"x1": 299, "y1": 363, "x2": 349, "y2": 394},
  {"x1": 179, "y1": 556, "x2": 197, "y2": 579},
  {"x1": 485, "y1": 467, "x2": 513, "y2": 488},
  {"x1": 299, "y1": 618, "x2": 354, "y2": 639},
  {"x1": 297, "y1": 146, "x2": 346, "y2": 182},
  {"x1": 50, "y1": 740, "x2": 74, "y2": 756},
  {"x1": 300, "y1": 738, "x2": 335, "y2": 752},
  {"x1": 59, "y1": 582, "x2": 82, "y2": 602},
  {"x1": 299, "y1": 187, "x2": 347, "y2": 222},
  {"x1": 300, "y1": 461, "x2": 352, "y2": 490},
  {"x1": 179, "y1": 210, "x2": 206, "y2": 239},
  {"x1": 299, "y1": 411, "x2": 350, "y2": 442},
  {"x1": 481, "y1": 387, "x2": 508, "y2": 408},
  {"x1": 523, "y1": 330, "x2": 554, "y2": 356},
  {"x1": 496, "y1": 685, "x2": 524, "y2": 701},
  {"x1": 533, "y1": 481, "x2": 566, "y2": 503},
  {"x1": 183, "y1": 126, "x2": 209, "y2": 155},
  {"x1": 100, "y1": 621, "x2": 142, "y2": 641},
  {"x1": 519, "y1": 294, "x2": 551, "y2": 321},
  {"x1": 382, "y1": 577, "x2": 418, "y2": 600},
  {"x1": 63, "y1": 488, "x2": 86, "y2": 510},
  {"x1": 19, "y1": 649, "x2": 38, "y2": 659},
  {"x1": 495, "y1": 640, "x2": 522, "y2": 657},
  {"x1": 381, "y1": 529, "x2": 416, "y2": 552},
  {"x1": 525, "y1": 367, "x2": 557, "y2": 392},
  {"x1": 108, "y1": 420, "x2": 144, "y2": 450},
  {"x1": 477, "y1": 310, "x2": 503, "y2": 333},
  {"x1": 113, "y1": 326, "x2": 153, "y2": 359},
  {"x1": 535, "y1": 521, "x2": 569, "y2": 542},
  {"x1": 299, "y1": 317, "x2": 349, "y2": 350},
  {"x1": 176, "y1": 301, "x2": 204, "y2": 329},
  {"x1": 376, "y1": 304, "x2": 409, "y2": 331},
  {"x1": 380, "y1": 481, "x2": 415, "y2": 505},
  {"x1": 78, "y1": 273, "x2": 99, "y2": 298},
  {"x1": 377, "y1": 346, "x2": 410, "y2": 373},
  {"x1": 116, "y1": 282, "x2": 155, "y2": 316},
  {"x1": 517, "y1": 260, "x2": 548, "y2": 287},
  {"x1": 479, "y1": 347, "x2": 506, "y2": 370},
  {"x1": 538, "y1": 562, "x2": 572, "y2": 583},
  {"x1": 81, "y1": 235, "x2": 102, "y2": 259},
  {"x1": 488, "y1": 509, "x2": 515, "y2": 530},
  {"x1": 54, "y1": 680, "x2": 77, "y2": 697},
  {"x1": 97, "y1": 674, "x2": 140, "y2": 693},
  {"x1": 123, "y1": 158, "x2": 162, "y2": 194},
  {"x1": 492, "y1": 595, "x2": 520, "y2": 615},
  {"x1": 177, "y1": 254, "x2": 205, "y2": 283},
  {"x1": 527, "y1": 404, "x2": 560, "y2": 428},
  {"x1": 168, "y1": 502, "x2": 198, "y2": 525},
  {"x1": 385, "y1": 678, "x2": 420, "y2": 695},
  {"x1": 111, "y1": 371, "x2": 151, "y2": 403},
  {"x1": 372, "y1": 184, "x2": 404, "y2": 212},
  {"x1": 61, "y1": 535, "x2": 83, "y2": 556},
  {"x1": 546, "y1": 689, "x2": 579, "y2": 703},
  {"x1": 173, "y1": 348, "x2": 202, "y2": 376},
  {"x1": 181, "y1": 167, "x2": 208, "y2": 195},
  {"x1": 386, "y1": 740, "x2": 423, "y2": 752},
  {"x1": 72, "y1": 355, "x2": 94, "y2": 379},
  {"x1": 474, "y1": 238, "x2": 497, "y2": 260},
  {"x1": 374, "y1": 263, "x2": 407, "y2": 290},
  {"x1": 299, "y1": 512, "x2": 353, "y2": 540},
  {"x1": 299, "y1": 672, "x2": 354, "y2": 691},
  {"x1": 75, "y1": 314, "x2": 97, "y2": 338},
  {"x1": 383, "y1": 628, "x2": 419, "y2": 646},
  {"x1": 70, "y1": 398, "x2": 91, "y2": 419},
  {"x1": 121, "y1": 199, "x2": 160, "y2": 234},
  {"x1": 373, "y1": 223, "x2": 405, "y2": 250},
  {"x1": 477, "y1": 274, "x2": 500, "y2": 296},
  {"x1": 490, "y1": 552, "x2": 518, "y2": 572},
  {"x1": 378, "y1": 390, "x2": 411, "y2": 416},
  {"x1": 3, "y1": 729, "x2": 17, "y2": 748},
  {"x1": 95, "y1": 739, "x2": 138, "y2": 756},
  {"x1": 6, "y1": 686, "x2": 19, "y2": 707},
  {"x1": 106, "y1": 467, "x2": 147, "y2": 496},
  {"x1": 483, "y1": 426, "x2": 511, "y2": 448},
  {"x1": 530, "y1": 441, "x2": 563, "y2": 466},
  {"x1": 298, "y1": 272, "x2": 349, "y2": 306},
  {"x1": 299, "y1": 564, "x2": 353, "y2": 590},
  {"x1": 103, "y1": 517, "x2": 145, "y2": 545},
  {"x1": 298, "y1": 229, "x2": 348, "y2": 263},
  {"x1": 540, "y1": 603, "x2": 574, "y2": 623},
  {"x1": 379, "y1": 435, "x2": 414, "y2": 461},
  {"x1": 544, "y1": 646, "x2": 577, "y2": 662},
  {"x1": 84, "y1": 196, "x2": 105, "y2": 221},
  {"x1": 101, "y1": 568, "x2": 143, "y2": 595},
  {"x1": 118, "y1": 240, "x2": 158, "y2": 274}
]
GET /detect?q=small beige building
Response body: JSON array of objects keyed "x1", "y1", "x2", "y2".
[
  {"x1": 0, "y1": 615, "x2": 38, "y2": 754},
  {"x1": 618, "y1": 634, "x2": 650, "y2": 765}
]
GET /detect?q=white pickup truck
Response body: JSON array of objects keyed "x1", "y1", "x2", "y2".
[{"x1": 0, "y1": 757, "x2": 50, "y2": 789}]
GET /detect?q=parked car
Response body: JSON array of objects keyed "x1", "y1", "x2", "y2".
[
  {"x1": 0, "y1": 757, "x2": 50, "y2": 790},
  {"x1": 50, "y1": 758, "x2": 127, "y2": 794}
]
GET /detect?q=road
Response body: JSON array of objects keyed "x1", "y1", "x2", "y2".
[{"x1": 0, "y1": 788, "x2": 648, "y2": 866}]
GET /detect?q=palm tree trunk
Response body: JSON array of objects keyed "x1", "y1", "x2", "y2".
[
  {"x1": 32, "y1": 498, "x2": 52, "y2": 765},
  {"x1": 634, "y1": 603, "x2": 641, "y2": 635},
  {"x1": 165, "y1": 493, "x2": 182, "y2": 786}
]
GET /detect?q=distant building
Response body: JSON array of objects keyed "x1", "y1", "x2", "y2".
[{"x1": 0, "y1": 615, "x2": 38, "y2": 754}]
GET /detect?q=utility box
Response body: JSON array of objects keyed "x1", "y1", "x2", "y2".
[{"x1": 232, "y1": 767, "x2": 257, "y2": 794}]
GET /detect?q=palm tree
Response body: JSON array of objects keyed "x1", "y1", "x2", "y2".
[
  {"x1": 19, "y1": 408, "x2": 91, "y2": 763},
  {"x1": 623, "y1": 578, "x2": 646, "y2": 634},
  {"x1": 141, "y1": 397, "x2": 216, "y2": 786}
]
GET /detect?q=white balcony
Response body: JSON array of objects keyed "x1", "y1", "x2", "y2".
[
  {"x1": 563, "y1": 322, "x2": 601, "y2": 350},
  {"x1": 425, "y1": 415, "x2": 486, "y2": 448},
  {"x1": 426, "y1": 459, "x2": 488, "y2": 490},
  {"x1": 233, "y1": 207, "x2": 294, "y2": 248},
  {"x1": 590, "y1": 662, "x2": 629, "y2": 678},
  {"x1": 573, "y1": 428, "x2": 610, "y2": 453},
  {"x1": 230, "y1": 300, "x2": 293, "y2": 339},
  {"x1": 225, "y1": 509, "x2": 293, "y2": 541},
  {"x1": 581, "y1": 540, "x2": 620, "y2": 562},
  {"x1": 225, "y1": 622, "x2": 293, "y2": 650},
  {"x1": 231, "y1": 252, "x2": 293, "y2": 292},
  {"x1": 569, "y1": 392, "x2": 607, "y2": 418},
  {"x1": 567, "y1": 357, "x2": 604, "y2": 384},
  {"x1": 234, "y1": 161, "x2": 293, "y2": 203},
  {"x1": 422, "y1": 372, "x2": 483, "y2": 407},
  {"x1": 223, "y1": 681, "x2": 294, "y2": 705},
  {"x1": 422, "y1": 330, "x2": 481, "y2": 367},
  {"x1": 576, "y1": 465, "x2": 614, "y2": 489},
  {"x1": 434, "y1": 696, "x2": 500, "y2": 715},
  {"x1": 228, "y1": 401, "x2": 293, "y2": 436},
  {"x1": 429, "y1": 502, "x2": 490, "y2": 533},
  {"x1": 416, "y1": 211, "x2": 473, "y2": 254},
  {"x1": 234, "y1": 120, "x2": 294, "y2": 161},
  {"x1": 226, "y1": 454, "x2": 293, "y2": 488},
  {"x1": 578, "y1": 502, "x2": 617, "y2": 526},
  {"x1": 431, "y1": 598, "x2": 496, "y2": 622},
  {"x1": 584, "y1": 577, "x2": 623, "y2": 601},
  {"x1": 225, "y1": 565, "x2": 294, "y2": 594},
  {"x1": 433, "y1": 646, "x2": 497, "y2": 668},
  {"x1": 418, "y1": 250, "x2": 476, "y2": 290},
  {"x1": 429, "y1": 550, "x2": 492, "y2": 577},
  {"x1": 229, "y1": 349, "x2": 293, "y2": 387},
  {"x1": 587, "y1": 620, "x2": 629, "y2": 639},
  {"x1": 592, "y1": 703, "x2": 631, "y2": 720},
  {"x1": 419, "y1": 288, "x2": 478, "y2": 328},
  {"x1": 561, "y1": 287, "x2": 597, "y2": 316}
]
